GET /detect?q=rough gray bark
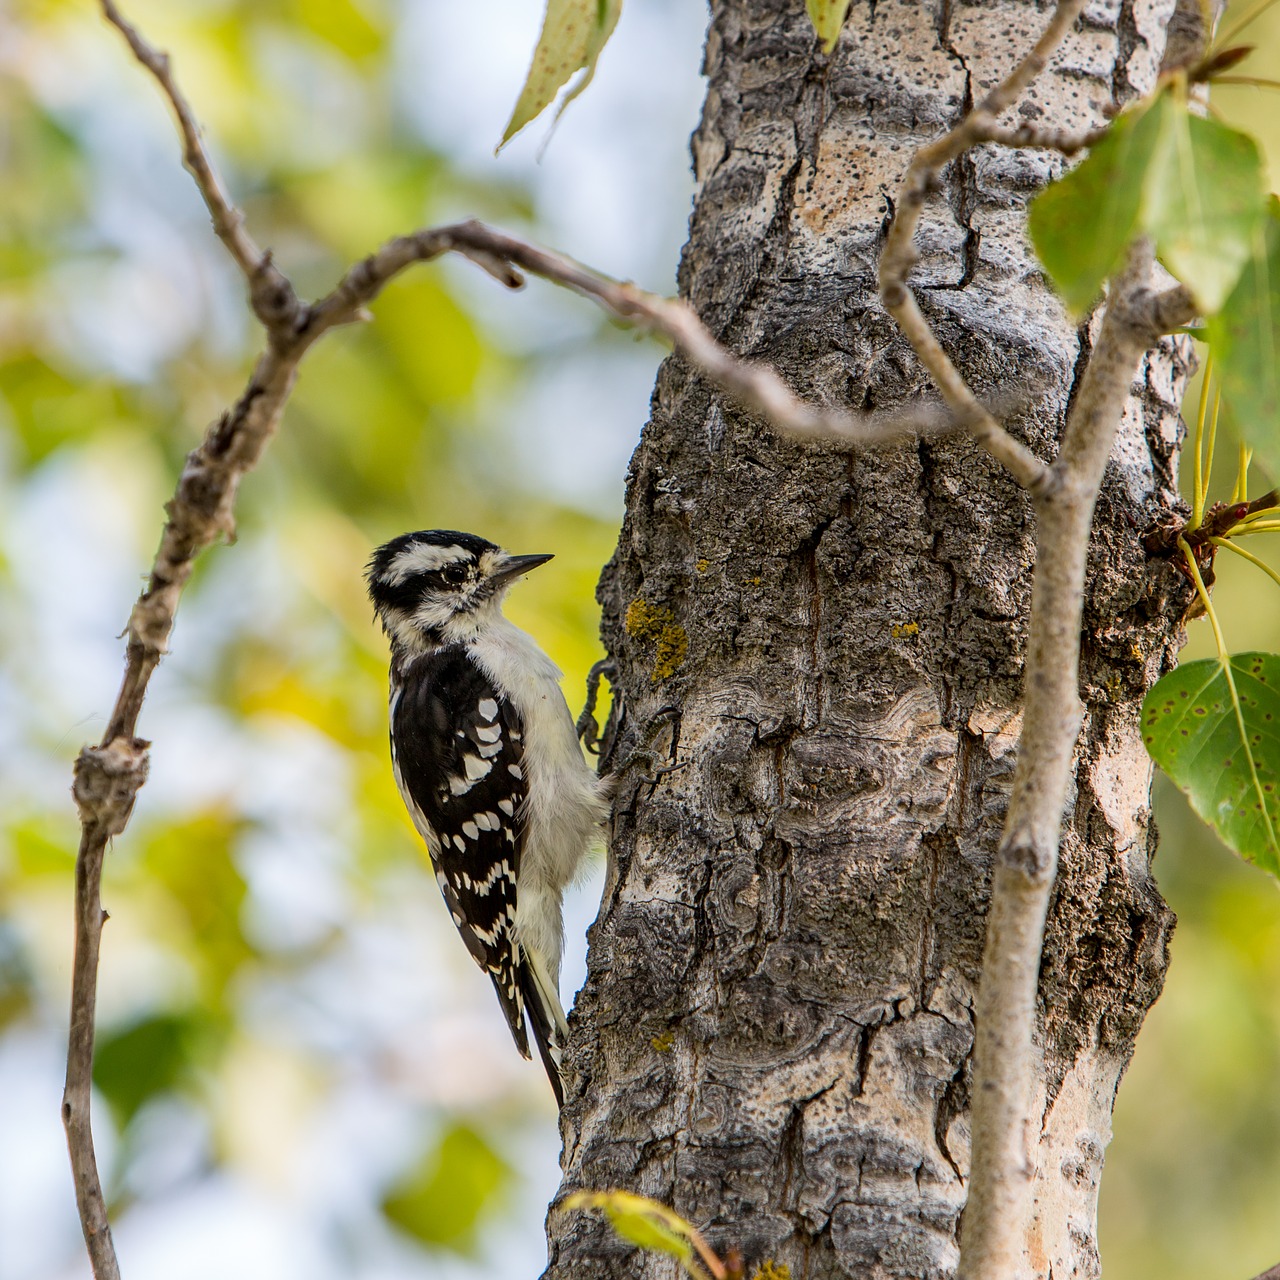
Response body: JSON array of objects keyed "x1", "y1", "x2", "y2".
[{"x1": 550, "y1": 2, "x2": 1190, "y2": 1279}]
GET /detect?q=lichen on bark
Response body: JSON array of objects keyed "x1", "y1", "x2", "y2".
[{"x1": 548, "y1": 2, "x2": 1190, "y2": 1278}]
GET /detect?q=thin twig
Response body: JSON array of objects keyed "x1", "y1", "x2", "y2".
[
  {"x1": 878, "y1": 0, "x2": 1090, "y2": 497},
  {"x1": 313, "y1": 220, "x2": 969, "y2": 446},
  {"x1": 973, "y1": 122, "x2": 1108, "y2": 153},
  {"x1": 959, "y1": 241, "x2": 1165, "y2": 1280},
  {"x1": 100, "y1": 0, "x2": 256, "y2": 272}
]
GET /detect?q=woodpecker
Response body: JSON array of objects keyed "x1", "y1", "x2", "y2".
[{"x1": 366, "y1": 530, "x2": 609, "y2": 1103}]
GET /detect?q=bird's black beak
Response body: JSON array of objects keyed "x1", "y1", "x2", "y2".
[{"x1": 490, "y1": 552, "x2": 554, "y2": 588}]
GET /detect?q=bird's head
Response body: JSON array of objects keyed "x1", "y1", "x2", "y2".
[{"x1": 366, "y1": 529, "x2": 553, "y2": 652}]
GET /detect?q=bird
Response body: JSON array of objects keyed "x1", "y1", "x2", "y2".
[{"x1": 366, "y1": 529, "x2": 610, "y2": 1103}]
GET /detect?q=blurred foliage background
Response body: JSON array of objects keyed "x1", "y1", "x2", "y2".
[{"x1": 0, "y1": 2, "x2": 1277, "y2": 1278}]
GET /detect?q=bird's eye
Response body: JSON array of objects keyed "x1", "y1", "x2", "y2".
[{"x1": 441, "y1": 564, "x2": 469, "y2": 586}]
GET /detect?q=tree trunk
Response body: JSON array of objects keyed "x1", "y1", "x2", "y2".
[{"x1": 550, "y1": 2, "x2": 1190, "y2": 1277}]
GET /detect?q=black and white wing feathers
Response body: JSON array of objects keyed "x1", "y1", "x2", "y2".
[{"x1": 390, "y1": 646, "x2": 531, "y2": 1056}]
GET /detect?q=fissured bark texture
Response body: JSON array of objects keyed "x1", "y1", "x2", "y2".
[{"x1": 549, "y1": 2, "x2": 1188, "y2": 1278}]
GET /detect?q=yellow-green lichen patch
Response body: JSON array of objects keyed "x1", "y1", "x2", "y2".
[
  {"x1": 650, "y1": 1030, "x2": 674, "y2": 1052},
  {"x1": 752, "y1": 1262, "x2": 792, "y2": 1280},
  {"x1": 891, "y1": 621, "x2": 919, "y2": 639},
  {"x1": 695, "y1": 557, "x2": 710, "y2": 574},
  {"x1": 625, "y1": 598, "x2": 689, "y2": 683}
]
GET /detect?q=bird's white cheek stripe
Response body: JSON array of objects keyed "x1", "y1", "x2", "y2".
[{"x1": 385, "y1": 542, "x2": 468, "y2": 582}]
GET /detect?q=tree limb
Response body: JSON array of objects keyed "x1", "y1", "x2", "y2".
[
  {"x1": 959, "y1": 241, "x2": 1166, "y2": 1280},
  {"x1": 973, "y1": 122, "x2": 1108, "y2": 154},
  {"x1": 873, "y1": 1, "x2": 1207, "y2": 1276}
]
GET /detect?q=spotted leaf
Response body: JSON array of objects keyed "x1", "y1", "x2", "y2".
[{"x1": 1142, "y1": 654, "x2": 1280, "y2": 877}]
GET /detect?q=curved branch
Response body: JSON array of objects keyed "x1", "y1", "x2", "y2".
[
  {"x1": 878, "y1": 0, "x2": 1090, "y2": 498},
  {"x1": 99, "y1": 0, "x2": 281, "y2": 303},
  {"x1": 874, "y1": 3, "x2": 1195, "y2": 1278}
]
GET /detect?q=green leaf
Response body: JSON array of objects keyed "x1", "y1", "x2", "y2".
[
  {"x1": 93, "y1": 1013, "x2": 207, "y2": 1126},
  {"x1": 381, "y1": 1125, "x2": 512, "y2": 1254},
  {"x1": 806, "y1": 0, "x2": 854, "y2": 51},
  {"x1": 608, "y1": 1208, "x2": 696, "y2": 1262},
  {"x1": 562, "y1": 1191, "x2": 708, "y2": 1278},
  {"x1": 499, "y1": 0, "x2": 623, "y2": 148},
  {"x1": 1028, "y1": 98, "x2": 1166, "y2": 314},
  {"x1": 1144, "y1": 109, "x2": 1266, "y2": 313},
  {"x1": 1209, "y1": 196, "x2": 1280, "y2": 462},
  {"x1": 1142, "y1": 654, "x2": 1280, "y2": 878},
  {"x1": 1029, "y1": 91, "x2": 1266, "y2": 315}
]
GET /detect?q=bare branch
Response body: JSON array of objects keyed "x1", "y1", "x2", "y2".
[
  {"x1": 973, "y1": 122, "x2": 1108, "y2": 154},
  {"x1": 98, "y1": 0, "x2": 300, "y2": 330},
  {"x1": 1143, "y1": 282, "x2": 1199, "y2": 336},
  {"x1": 959, "y1": 241, "x2": 1160, "y2": 1280},
  {"x1": 1245, "y1": 1263, "x2": 1280, "y2": 1280},
  {"x1": 876, "y1": 283, "x2": 1055, "y2": 492},
  {"x1": 314, "y1": 220, "x2": 967, "y2": 447},
  {"x1": 879, "y1": 0, "x2": 1090, "y2": 496},
  {"x1": 872, "y1": 5, "x2": 1193, "y2": 1278}
]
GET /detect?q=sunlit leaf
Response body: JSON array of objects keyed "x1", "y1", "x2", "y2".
[
  {"x1": 1142, "y1": 654, "x2": 1280, "y2": 877},
  {"x1": 500, "y1": 0, "x2": 623, "y2": 148},
  {"x1": 1030, "y1": 91, "x2": 1266, "y2": 315},
  {"x1": 806, "y1": 0, "x2": 853, "y2": 51},
  {"x1": 1028, "y1": 98, "x2": 1165, "y2": 314},
  {"x1": 1145, "y1": 109, "x2": 1265, "y2": 313},
  {"x1": 605, "y1": 1207, "x2": 695, "y2": 1263},
  {"x1": 1209, "y1": 196, "x2": 1280, "y2": 463},
  {"x1": 563, "y1": 1190, "x2": 711, "y2": 1279},
  {"x1": 381, "y1": 1124, "x2": 512, "y2": 1253}
]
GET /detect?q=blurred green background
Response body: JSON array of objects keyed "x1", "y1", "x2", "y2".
[{"x1": 0, "y1": 2, "x2": 1277, "y2": 1278}]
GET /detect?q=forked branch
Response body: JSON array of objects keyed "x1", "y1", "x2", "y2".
[{"x1": 875, "y1": 3, "x2": 1197, "y2": 1279}]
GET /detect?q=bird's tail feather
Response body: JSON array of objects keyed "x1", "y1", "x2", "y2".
[
  {"x1": 520, "y1": 947, "x2": 568, "y2": 1106},
  {"x1": 487, "y1": 961, "x2": 532, "y2": 1061}
]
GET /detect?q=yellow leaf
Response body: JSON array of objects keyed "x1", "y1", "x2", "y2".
[
  {"x1": 500, "y1": 0, "x2": 622, "y2": 148},
  {"x1": 806, "y1": 0, "x2": 852, "y2": 52}
]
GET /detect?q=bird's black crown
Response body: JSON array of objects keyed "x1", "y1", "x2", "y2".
[{"x1": 366, "y1": 530, "x2": 499, "y2": 617}]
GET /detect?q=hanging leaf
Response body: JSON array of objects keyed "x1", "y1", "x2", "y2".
[
  {"x1": 1144, "y1": 109, "x2": 1266, "y2": 313},
  {"x1": 1141, "y1": 654, "x2": 1280, "y2": 877},
  {"x1": 500, "y1": 0, "x2": 623, "y2": 149},
  {"x1": 1028, "y1": 98, "x2": 1165, "y2": 314},
  {"x1": 1208, "y1": 196, "x2": 1280, "y2": 464},
  {"x1": 563, "y1": 1190, "x2": 716, "y2": 1280},
  {"x1": 806, "y1": 0, "x2": 854, "y2": 52}
]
